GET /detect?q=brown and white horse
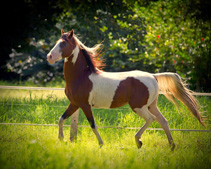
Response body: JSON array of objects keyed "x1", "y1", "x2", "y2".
[{"x1": 47, "y1": 29, "x2": 205, "y2": 150}]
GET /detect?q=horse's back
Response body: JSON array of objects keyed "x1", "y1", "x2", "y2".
[{"x1": 88, "y1": 70, "x2": 158, "y2": 109}]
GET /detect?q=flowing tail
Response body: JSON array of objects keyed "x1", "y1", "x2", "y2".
[{"x1": 153, "y1": 72, "x2": 205, "y2": 127}]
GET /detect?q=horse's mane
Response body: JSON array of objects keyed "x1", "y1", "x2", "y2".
[{"x1": 74, "y1": 35, "x2": 105, "y2": 73}]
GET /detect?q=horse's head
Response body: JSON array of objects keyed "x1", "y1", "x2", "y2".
[{"x1": 47, "y1": 29, "x2": 76, "y2": 64}]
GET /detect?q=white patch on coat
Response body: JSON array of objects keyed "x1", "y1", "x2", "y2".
[
  {"x1": 88, "y1": 70, "x2": 158, "y2": 109},
  {"x1": 71, "y1": 46, "x2": 80, "y2": 64},
  {"x1": 88, "y1": 72, "x2": 124, "y2": 108},
  {"x1": 47, "y1": 39, "x2": 62, "y2": 64},
  {"x1": 64, "y1": 46, "x2": 80, "y2": 63}
]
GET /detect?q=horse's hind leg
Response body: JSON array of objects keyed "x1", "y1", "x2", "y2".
[
  {"x1": 59, "y1": 103, "x2": 79, "y2": 140},
  {"x1": 134, "y1": 106, "x2": 156, "y2": 149},
  {"x1": 149, "y1": 97, "x2": 175, "y2": 150}
]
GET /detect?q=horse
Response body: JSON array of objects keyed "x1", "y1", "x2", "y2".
[{"x1": 47, "y1": 29, "x2": 205, "y2": 150}]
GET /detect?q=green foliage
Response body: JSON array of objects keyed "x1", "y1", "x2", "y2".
[
  {"x1": 107, "y1": 0, "x2": 211, "y2": 90},
  {"x1": 4, "y1": 0, "x2": 211, "y2": 91},
  {"x1": 6, "y1": 35, "x2": 64, "y2": 84},
  {"x1": 133, "y1": 0, "x2": 211, "y2": 90}
]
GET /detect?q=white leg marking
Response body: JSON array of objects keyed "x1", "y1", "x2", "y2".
[
  {"x1": 149, "y1": 101, "x2": 175, "y2": 150},
  {"x1": 134, "y1": 107, "x2": 156, "y2": 122},
  {"x1": 92, "y1": 128, "x2": 104, "y2": 146},
  {"x1": 134, "y1": 107, "x2": 156, "y2": 148},
  {"x1": 58, "y1": 116, "x2": 65, "y2": 139}
]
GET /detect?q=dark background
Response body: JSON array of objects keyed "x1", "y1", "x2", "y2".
[{"x1": 1, "y1": 0, "x2": 210, "y2": 91}]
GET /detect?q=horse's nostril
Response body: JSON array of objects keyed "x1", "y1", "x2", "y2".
[{"x1": 47, "y1": 54, "x2": 52, "y2": 60}]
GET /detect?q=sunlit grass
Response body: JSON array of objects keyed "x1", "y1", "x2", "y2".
[
  {"x1": 0, "y1": 89, "x2": 210, "y2": 169},
  {"x1": 0, "y1": 125, "x2": 210, "y2": 169},
  {"x1": 0, "y1": 89, "x2": 66, "y2": 100}
]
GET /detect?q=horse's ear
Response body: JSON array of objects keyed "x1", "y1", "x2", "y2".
[
  {"x1": 61, "y1": 29, "x2": 65, "y2": 35},
  {"x1": 68, "y1": 29, "x2": 74, "y2": 38}
]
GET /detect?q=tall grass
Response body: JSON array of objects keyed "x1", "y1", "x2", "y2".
[{"x1": 0, "y1": 89, "x2": 210, "y2": 169}]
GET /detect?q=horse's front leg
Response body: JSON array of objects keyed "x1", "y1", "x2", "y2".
[
  {"x1": 81, "y1": 104, "x2": 103, "y2": 147},
  {"x1": 59, "y1": 103, "x2": 79, "y2": 140}
]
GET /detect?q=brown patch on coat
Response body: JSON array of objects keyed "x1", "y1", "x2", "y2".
[
  {"x1": 110, "y1": 77, "x2": 149, "y2": 109},
  {"x1": 63, "y1": 50, "x2": 92, "y2": 105}
]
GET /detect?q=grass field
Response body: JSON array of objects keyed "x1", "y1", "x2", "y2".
[{"x1": 0, "y1": 89, "x2": 211, "y2": 169}]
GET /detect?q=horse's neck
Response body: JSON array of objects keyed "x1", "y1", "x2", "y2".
[{"x1": 63, "y1": 50, "x2": 89, "y2": 85}]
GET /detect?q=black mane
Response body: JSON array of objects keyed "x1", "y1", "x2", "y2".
[{"x1": 81, "y1": 49, "x2": 97, "y2": 73}]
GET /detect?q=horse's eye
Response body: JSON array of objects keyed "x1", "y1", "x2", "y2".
[{"x1": 60, "y1": 41, "x2": 67, "y2": 48}]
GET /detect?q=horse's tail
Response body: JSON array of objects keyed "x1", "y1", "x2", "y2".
[{"x1": 153, "y1": 72, "x2": 205, "y2": 127}]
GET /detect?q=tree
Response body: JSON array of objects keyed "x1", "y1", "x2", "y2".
[
  {"x1": 2, "y1": 0, "x2": 211, "y2": 91},
  {"x1": 132, "y1": 0, "x2": 211, "y2": 91}
]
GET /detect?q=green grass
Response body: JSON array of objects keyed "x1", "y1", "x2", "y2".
[
  {"x1": 0, "y1": 79, "x2": 65, "y2": 88},
  {"x1": 0, "y1": 89, "x2": 211, "y2": 169}
]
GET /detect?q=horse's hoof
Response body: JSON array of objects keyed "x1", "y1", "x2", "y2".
[
  {"x1": 99, "y1": 142, "x2": 104, "y2": 148},
  {"x1": 70, "y1": 136, "x2": 77, "y2": 142},
  {"x1": 59, "y1": 137, "x2": 64, "y2": 141},
  {"x1": 58, "y1": 135, "x2": 64, "y2": 141},
  {"x1": 136, "y1": 140, "x2": 143, "y2": 149},
  {"x1": 171, "y1": 143, "x2": 176, "y2": 151}
]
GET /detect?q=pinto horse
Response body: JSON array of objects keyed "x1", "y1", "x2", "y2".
[{"x1": 47, "y1": 29, "x2": 205, "y2": 150}]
